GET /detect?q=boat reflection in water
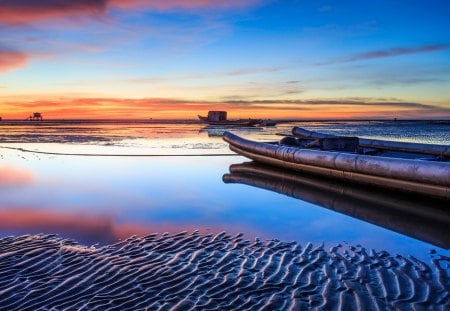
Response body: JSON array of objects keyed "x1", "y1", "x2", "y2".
[
  {"x1": 223, "y1": 161, "x2": 449, "y2": 249},
  {"x1": 199, "y1": 125, "x2": 263, "y2": 137}
]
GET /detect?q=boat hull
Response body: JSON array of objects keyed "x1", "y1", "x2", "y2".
[
  {"x1": 223, "y1": 132, "x2": 450, "y2": 200},
  {"x1": 199, "y1": 120, "x2": 259, "y2": 126},
  {"x1": 198, "y1": 114, "x2": 261, "y2": 126}
]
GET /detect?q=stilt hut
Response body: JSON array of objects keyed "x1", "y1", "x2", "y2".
[{"x1": 32, "y1": 112, "x2": 43, "y2": 121}]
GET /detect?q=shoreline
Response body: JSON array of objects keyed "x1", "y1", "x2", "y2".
[
  {"x1": 0, "y1": 119, "x2": 449, "y2": 125},
  {"x1": 0, "y1": 232, "x2": 448, "y2": 309}
]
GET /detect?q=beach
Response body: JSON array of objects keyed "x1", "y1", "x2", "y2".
[
  {"x1": 0, "y1": 120, "x2": 449, "y2": 309},
  {"x1": 1, "y1": 232, "x2": 448, "y2": 310}
]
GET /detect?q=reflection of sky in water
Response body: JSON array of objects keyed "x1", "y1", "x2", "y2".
[{"x1": 0, "y1": 122, "x2": 449, "y2": 260}]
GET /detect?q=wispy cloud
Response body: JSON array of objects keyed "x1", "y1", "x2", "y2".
[
  {"x1": 0, "y1": 49, "x2": 28, "y2": 72},
  {"x1": 222, "y1": 99, "x2": 437, "y2": 109},
  {"x1": 110, "y1": 0, "x2": 260, "y2": 11},
  {"x1": 0, "y1": 0, "x2": 259, "y2": 25},
  {"x1": 221, "y1": 66, "x2": 285, "y2": 77},
  {"x1": 0, "y1": 0, "x2": 109, "y2": 25},
  {"x1": 128, "y1": 66, "x2": 287, "y2": 84},
  {"x1": 317, "y1": 44, "x2": 450, "y2": 65},
  {"x1": 0, "y1": 0, "x2": 262, "y2": 73}
]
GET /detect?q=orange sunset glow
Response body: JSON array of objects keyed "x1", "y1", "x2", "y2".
[{"x1": 1, "y1": 97, "x2": 448, "y2": 120}]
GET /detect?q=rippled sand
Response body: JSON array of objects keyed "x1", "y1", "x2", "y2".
[{"x1": 0, "y1": 232, "x2": 448, "y2": 310}]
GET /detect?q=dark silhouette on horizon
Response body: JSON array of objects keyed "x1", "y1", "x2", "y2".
[{"x1": 25, "y1": 112, "x2": 43, "y2": 121}]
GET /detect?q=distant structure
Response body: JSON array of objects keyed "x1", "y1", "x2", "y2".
[
  {"x1": 207, "y1": 111, "x2": 227, "y2": 122},
  {"x1": 33, "y1": 112, "x2": 43, "y2": 121},
  {"x1": 25, "y1": 112, "x2": 43, "y2": 121},
  {"x1": 198, "y1": 110, "x2": 265, "y2": 126}
]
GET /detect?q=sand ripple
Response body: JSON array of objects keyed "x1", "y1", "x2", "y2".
[{"x1": 0, "y1": 232, "x2": 448, "y2": 310}]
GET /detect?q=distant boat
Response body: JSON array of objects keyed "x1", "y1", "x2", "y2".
[
  {"x1": 198, "y1": 111, "x2": 261, "y2": 126},
  {"x1": 223, "y1": 127, "x2": 450, "y2": 199}
]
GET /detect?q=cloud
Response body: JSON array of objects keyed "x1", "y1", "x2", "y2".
[
  {"x1": 129, "y1": 66, "x2": 287, "y2": 84},
  {"x1": 370, "y1": 76, "x2": 448, "y2": 86},
  {"x1": 110, "y1": 0, "x2": 260, "y2": 11},
  {"x1": 0, "y1": 49, "x2": 28, "y2": 72},
  {"x1": 0, "y1": 0, "x2": 259, "y2": 25},
  {"x1": 0, "y1": 0, "x2": 109, "y2": 25},
  {"x1": 221, "y1": 66, "x2": 286, "y2": 77},
  {"x1": 222, "y1": 99, "x2": 436, "y2": 109},
  {"x1": 0, "y1": 1, "x2": 261, "y2": 75},
  {"x1": 317, "y1": 44, "x2": 450, "y2": 65}
]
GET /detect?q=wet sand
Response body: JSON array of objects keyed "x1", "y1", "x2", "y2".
[{"x1": 0, "y1": 232, "x2": 448, "y2": 310}]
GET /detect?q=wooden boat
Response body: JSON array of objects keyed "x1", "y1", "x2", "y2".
[
  {"x1": 198, "y1": 117, "x2": 260, "y2": 126},
  {"x1": 223, "y1": 128, "x2": 450, "y2": 199},
  {"x1": 223, "y1": 162, "x2": 449, "y2": 249},
  {"x1": 198, "y1": 111, "x2": 261, "y2": 126}
]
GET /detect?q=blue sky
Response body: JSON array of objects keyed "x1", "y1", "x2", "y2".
[{"x1": 0, "y1": 0, "x2": 449, "y2": 119}]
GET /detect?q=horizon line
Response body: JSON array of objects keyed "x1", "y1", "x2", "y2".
[{"x1": 1, "y1": 118, "x2": 449, "y2": 122}]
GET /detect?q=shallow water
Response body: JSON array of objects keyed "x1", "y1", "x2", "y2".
[{"x1": 0, "y1": 121, "x2": 449, "y2": 261}]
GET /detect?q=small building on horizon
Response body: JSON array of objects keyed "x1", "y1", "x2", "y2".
[
  {"x1": 207, "y1": 111, "x2": 227, "y2": 122},
  {"x1": 28, "y1": 112, "x2": 43, "y2": 121}
]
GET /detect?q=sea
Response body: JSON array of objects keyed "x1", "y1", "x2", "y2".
[{"x1": 0, "y1": 120, "x2": 449, "y2": 261}]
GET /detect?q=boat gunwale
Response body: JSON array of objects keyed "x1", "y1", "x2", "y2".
[{"x1": 292, "y1": 126, "x2": 450, "y2": 157}]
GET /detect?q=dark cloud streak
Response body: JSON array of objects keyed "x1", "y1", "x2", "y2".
[
  {"x1": 221, "y1": 99, "x2": 437, "y2": 109},
  {"x1": 317, "y1": 44, "x2": 449, "y2": 66},
  {"x1": 0, "y1": 0, "x2": 258, "y2": 25},
  {"x1": 0, "y1": 0, "x2": 109, "y2": 24}
]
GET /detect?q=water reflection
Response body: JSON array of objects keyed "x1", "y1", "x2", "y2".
[
  {"x1": 1, "y1": 121, "x2": 449, "y2": 260},
  {"x1": 199, "y1": 125, "x2": 263, "y2": 137},
  {"x1": 0, "y1": 208, "x2": 242, "y2": 246},
  {"x1": 0, "y1": 152, "x2": 265, "y2": 246},
  {"x1": 223, "y1": 161, "x2": 450, "y2": 249},
  {"x1": 0, "y1": 166, "x2": 34, "y2": 186},
  {"x1": 0, "y1": 148, "x2": 448, "y2": 259}
]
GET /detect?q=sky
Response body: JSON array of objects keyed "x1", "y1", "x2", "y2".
[{"x1": 0, "y1": 0, "x2": 449, "y2": 119}]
